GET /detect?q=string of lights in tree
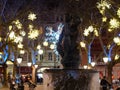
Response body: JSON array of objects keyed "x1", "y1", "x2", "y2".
[
  {"x1": 44, "y1": 23, "x2": 64, "y2": 55},
  {"x1": 79, "y1": 0, "x2": 120, "y2": 63},
  {"x1": 0, "y1": 12, "x2": 40, "y2": 64}
]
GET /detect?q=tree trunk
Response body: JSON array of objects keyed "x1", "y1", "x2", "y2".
[{"x1": 107, "y1": 63, "x2": 113, "y2": 84}]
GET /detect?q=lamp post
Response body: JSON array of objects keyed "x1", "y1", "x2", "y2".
[
  {"x1": 27, "y1": 62, "x2": 38, "y2": 83},
  {"x1": 27, "y1": 62, "x2": 32, "y2": 77},
  {"x1": 83, "y1": 65, "x2": 88, "y2": 69},
  {"x1": 34, "y1": 64, "x2": 38, "y2": 83},
  {"x1": 91, "y1": 62, "x2": 96, "y2": 69},
  {"x1": 103, "y1": 56, "x2": 108, "y2": 76},
  {"x1": 17, "y1": 57, "x2": 22, "y2": 83}
]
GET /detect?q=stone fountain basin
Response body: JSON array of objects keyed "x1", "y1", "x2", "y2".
[{"x1": 43, "y1": 69, "x2": 100, "y2": 90}]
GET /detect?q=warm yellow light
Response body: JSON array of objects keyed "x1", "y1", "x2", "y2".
[
  {"x1": 83, "y1": 29, "x2": 89, "y2": 36},
  {"x1": 115, "y1": 54, "x2": 119, "y2": 60},
  {"x1": 83, "y1": 65, "x2": 88, "y2": 69},
  {"x1": 0, "y1": 52, "x2": 2, "y2": 54},
  {"x1": 13, "y1": 20, "x2": 20, "y2": 25},
  {"x1": 0, "y1": 37, "x2": 2, "y2": 41},
  {"x1": 97, "y1": 0, "x2": 111, "y2": 9},
  {"x1": 18, "y1": 43, "x2": 23, "y2": 49},
  {"x1": 28, "y1": 24, "x2": 34, "y2": 30},
  {"x1": 27, "y1": 62, "x2": 32, "y2": 67},
  {"x1": 91, "y1": 62, "x2": 96, "y2": 67},
  {"x1": 14, "y1": 36, "x2": 23, "y2": 43},
  {"x1": 20, "y1": 50, "x2": 25, "y2": 54},
  {"x1": 80, "y1": 41, "x2": 86, "y2": 48},
  {"x1": 88, "y1": 25, "x2": 94, "y2": 32},
  {"x1": 9, "y1": 25, "x2": 12, "y2": 31},
  {"x1": 28, "y1": 29, "x2": 39, "y2": 39},
  {"x1": 38, "y1": 49, "x2": 43, "y2": 55},
  {"x1": 94, "y1": 29, "x2": 99, "y2": 36},
  {"x1": 50, "y1": 44, "x2": 55, "y2": 49},
  {"x1": 117, "y1": 42, "x2": 120, "y2": 46},
  {"x1": 6, "y1": 61, "x2": 13, "y2": 65},
  {"x1": 17, "y1": 58, "x2": 22, "y2": 64},
  {"x1": 113, "y1": 37, "x2": 120, "y2": 44},
  {"x1": 28, "y1": 13, "x2": 37, "y2": 21},
  {"x1": 102, "y1": 17, "x2": 107, "y2": 22},
  {"x1": 16, "y1": 23, "x2": 22, "y2": 29},
  {"x1": 34, "y1": 65, "x2": 38, "y2": 68},
  {"x1": 108, "y1": 28, "x2": 113, "y2": 32},
  {"x1": 109, "y1": 18, "x2": 120, "y2": 29},
  {"x1": 20, "y1": 31, "x2": 26, "y2": 36},
  {"x1": 37, "y1": 45, "x2": 41, "y2": 49},
  {"x1": 103, "y1": 57, "x2": 108, "y2": 63},
  {"x1": 117, "y1": 8, "x2": 120, "y2": 18},
  {"x1": 43, "y1": 41, "x2": 48, "y2": 46},
  {"x1": 9, "y1": 31, "x2": 15, "y2": 39},
  {"x1": 97, "y1": 0, "x2": 111, "y2": 15}
]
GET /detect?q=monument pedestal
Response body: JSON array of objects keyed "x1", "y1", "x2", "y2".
[{"x1": 43, "y1": 69, "x2": 100, "y2": 90}]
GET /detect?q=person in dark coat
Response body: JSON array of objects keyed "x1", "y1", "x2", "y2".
[{"x1": 100, "y1": 76, "x2": 111, "y2": 90}]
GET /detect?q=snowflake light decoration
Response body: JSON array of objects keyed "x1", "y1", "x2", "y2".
[
  {"x1": 28, "y1": 29, "x2": 39, "y2": 39},
  {"x1": 44, "y1": 23, "x2": 64, "y2": 55},
  {"x1": 28, "y1": 13, "x2": 37, "y2": 21}
]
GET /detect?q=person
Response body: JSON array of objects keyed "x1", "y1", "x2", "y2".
[
  {"x1": 0, "y1": 77, "x2": 3, "y2": 88},
  {"x1": 100, "y1": 76, "x2": 111, "y2": 90},
  {"x1": 10, "y1": 77, "x2": 16, "y2": 90}
]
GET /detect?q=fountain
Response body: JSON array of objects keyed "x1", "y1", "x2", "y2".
[{"x1": 43, "y1": 14, "x2": 100, "y2": 90}]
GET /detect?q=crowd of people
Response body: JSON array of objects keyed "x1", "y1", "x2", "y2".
[
  {"x1": 100, "y1": 76, "x2": 120, "y2": 90},
  {"x1": 7, "y1": 74, "x2": 37, "y2": 90}
]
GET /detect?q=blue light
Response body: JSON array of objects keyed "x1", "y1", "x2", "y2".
[
  {"x1": 44, "y1": 23, "x2": 64, "y2": 55},
  {"x1": 119, "y1": 33, "x2": 120, "y2": 36}
]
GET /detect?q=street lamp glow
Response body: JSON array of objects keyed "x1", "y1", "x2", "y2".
[
  {"x1": 17, "y1": 58, "x2": 22, "y2": 64},
  {"x1": 34, "y1": 64, "x2": 38, "y2": 68},
  {"x1": 91, "y1": 62, "x2": 96, "y2": 67},
  {"x1": 103, "y1": 57, "x2": 108, "y2": 63},
  {"x1": 27, "y1": 62, "x2": 32, "y2": 67},
  {"x1": 38, "y1": 49, "x2": 43, "y2": 55},
  {"x1": 83, "y1": 65, "x2": 88, "y2": 69}
]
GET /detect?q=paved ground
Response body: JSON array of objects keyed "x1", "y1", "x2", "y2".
[
  {"x1": 0, "y1": 86, "x2": 9, "y2": 90},
  {"x1": 0, "y1": 84, "x2": 43, "y2": 90}
]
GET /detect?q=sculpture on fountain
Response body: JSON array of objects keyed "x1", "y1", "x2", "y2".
[
  {"x1": 57, "y1": 14, "x2": 81, "y2": 69},
  {"x1": 43, "y1": 14, "x2": 100, "y2": 90}
]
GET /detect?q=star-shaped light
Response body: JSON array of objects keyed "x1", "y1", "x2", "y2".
[
  {"x1": 28, "y1": 13, "x2": 37, "y2": 21},
  {"x1": 28, "y1": 29, "x2": 39, "y2": 39},
  {"x1": 109, "y1": 18, "x2": 120, "y2": 29},
  {"x1": 117, "y1": 8, "x2": 120, "y2": 18}
]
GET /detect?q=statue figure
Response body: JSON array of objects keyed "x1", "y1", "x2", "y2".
[{"x1": 57, "y1": 14, "x2": 81, "y2": 69}]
